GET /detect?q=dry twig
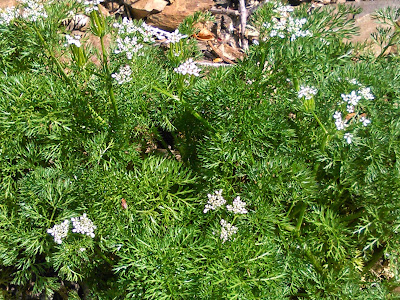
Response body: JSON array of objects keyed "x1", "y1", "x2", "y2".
[
  {"x1": 207, "y1": 41, "x2": 236, "y2": 65},
  {"x1": 239, "y1": 0, "x2": 249, "y2": 50}
]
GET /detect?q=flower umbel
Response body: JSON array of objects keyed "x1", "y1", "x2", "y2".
[
  {"x1": 360, "y1": 116, "x2": 371, "y2": 126},
  {"x1": 47, "y1": 220, "x2": 70, "y2": 244},
  {"x1": 112, "y1": 65, "x2": 132, "y2": 84},
  {"x1": 220, "y1": 219, "x2": 238, "y2": 243},
  {"x1": 204, "y1": 189, "x2": 226, "y2": 213},
  {"x1": 227, "y1": 196, "x2": 248, "y2": 214},
  {"x1": 71, "y1": 213, "x2": 96, "y2": 238},
  {"x1": 344, "y1": 133, "x2": 353, "y2": 144},
  {"x1": 298, "y1": 85, "x2": 318, "y2": 100},
  {"x1": 65, "y1": 34, "x2": 81, "y2": 47},
  {"x1": 174, "y1": 59, "x2": 201, "y2": 77},
  {"x1": 165, "y1": 29, "x2": 188, "y2": 44},
  {"x1": 359, "y1": 87, "x2": 374, "y2": 100},
  {"x1": 114, "y1": 36, "x2": 144, "y2": 59},
  {"x1": 341, "y1": 91, "x2": 361, "y2": 106},
  {"x1": 80, "y1": 0, "x2": 104, "y2": 14}
]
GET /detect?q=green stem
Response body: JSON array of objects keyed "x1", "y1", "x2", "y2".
[
  {"x1": 152, "y1": 85, "x2": 218, "y2": 135},
  {"x1": 295, "y1": 203, "x2": 307, "y2": 237},
  {"x1": 94, "y1": 245, "x2": 113, "y2": 266},
  {"x1": 377, "y1": 32, "x2": 399, "y2": 59},
  {"x1": 33, "y1": 25, "x2": 73, "y2": 86},
  {"x1": 304, "y1": 248, "x2": 324, "y2": 275},
  {"x1": 312, "y1": 111, "x2": 328, "y2": 135},
  {"x1": 340, "y1": 209, "x2": 365, "y2": 223},
  {"x1": 34, "y1": 24, "x2": 108, "y2": 127},
  {"x1": 363, "y1": 246, "x2": 385, "y2": 274},
  {"x1": 100, "y1": 36, "x2": 118, "y2": 118}
]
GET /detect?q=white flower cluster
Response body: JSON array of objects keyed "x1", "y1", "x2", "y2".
[
  {"x1": 114, "y1": 36, "x2": 144, "y2": 59},
  {"x1": 220, "y1": 219, "x2": 238, "y2": 243},
  {"x1": 341, "y1": 91, "x2": 361, "y2": 106},
  {"x1": 165, "y1": 29, "x2": 188, "y2": 44},
  {"x1": 264, "y1": 17, "x2": 312, "y2": 41},
  {"x1": 78, "y1": 0, "x2": 104, "y2": 14},
  {"x1": 111, "y1": 65, "x2": 132, "y2": 84},
  {"x1": 359, "y1": 87, "x2": 375, "y2": 100},
  {"x1": 333, "y1": 85, "x2": 375, "y2": 144},
  {"x1": 65, "y1": 34, "x2": 81, "y2": 47},
  {"x1": 344, "y1": 133, "x2": 353, "y2": 144},
  {"x1": 47, "y1": 220, "x2": 70, "y2": 244},
  {"x1": 71, "y1": 213, "x2": 97, "y2": 238},
  {"x1": 204, "y1": 190, "x2": 248, "y2": 243},
  {"x1": 298, "y1": 85, "x2": 318, "y2": 100},
  {"x1": 113, "y1": 18, "x2": 187, "y2": 45},
  {"x1": 273, "y1": 4, "x2": 294, "y2": 17},
  {"x1": 348, "y1": 78, "x2": 361, "y2": 85},
  {"x1": 226, "y1": 196, "x2": 248, "y2": 214},
  {"x1": 333, "y1": 111, "x2": 346, "y2": 131},
  {"x1": 174, "y1": 59, "x2": 201, "y2": 77},
  {"x1": 0, "y1": 0, "x2": 47, "y2": 25},
  {"x1": 20, "y1": 0, "x2": 48, "y2": 22},
  {"x1": 47, "y1": 214, "x2": 96, "y2": 244},
  {"x1": 113, "y1": 18, "x2": 154, "y2": 42},
  {"x1": 0, "y1": 7, "x2": 18, "y2": 25},
  {"x1": 204, "y1": 189, "x2": 226, "y2": 213},
  {"x1": 360, "y1": 116, "x2": 371, "y2": 127}
]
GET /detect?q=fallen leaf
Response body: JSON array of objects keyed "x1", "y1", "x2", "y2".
[
  {"x1": 345, "y1": 113, "x2": 356, "y2": 121},
  {"x1": 195, "y1": 28, "x2": 214, "y2": 41},
  {"x1": 121, "y1": 198, "x2": 128, "y2": 209}
]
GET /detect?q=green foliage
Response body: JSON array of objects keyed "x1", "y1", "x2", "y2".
[{"x1": 1, "y1": 0, "x2": 400, "y2": 298}]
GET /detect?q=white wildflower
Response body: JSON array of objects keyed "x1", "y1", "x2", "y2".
[
  {"x1": 344, "y1": 133, "x2": 353, "y2": 144},
  {"x1": 111, "y1": 65, "x2": 132, "y2": 84},
  {"x1": 333, "y1": 111, "x2": 342, "y2": 120},
  {"x1": 220, "y1": 219, "x2": 238, "y2": 243},
  {"x1": 348, "y1": 78, "x2": 360, "y2": 85},
  {"x1": 203, "y1": 189, "x2": 226, "y2": 213},
  {"x1": 165, "y1": 29, "x2": 187, "y2": 44},
  {"x1": 360, "y1": 116, "x2": 371, "y2": 127},
  {"x1": 0, "y1": 7, "x2": 18, "y2": 25},
  {"x1": 273, "y1": 4, "x2": 294, "y2": 17},
  {"x1": 65, "y1": 34, "x2": 81, "y2": 47},
  {"x1": 81, "y1": 0, "x2": 104, "y2": 14},
  {"x1": 174, "y1": 59, "x2": 201, "y2": 77},
  {"x1": 359, "y1": 87, "x2": 374, "y2": 100},
  {"x1": 264, "y1": 17, "x2": 312, "y2": 41},
  {"x1": 47, "y1": 220, "x2": 70, "y2": 244},
  {"x1": 113, "y1": 17, "x2": 140, "y2": 35},
  {"x1": 114, "y1": 36, "x2": 144, "y2": 59},
  {"x1": 333, "y1": 111, "x2": 346, "y2": 130},
  {"x1": 20, "y1": 0, "x2": 48, "y2": 21},
  {"x1": 226, "y1": 196, "x2": 248, "y2": 214},
  {"x1": 298, "y1": 85, "x2": 318, "y2": 100},
  {"x1": 341, "y1": 91, "x2": 361, "y2": 106},
  {"x1": 71, "y1": 213, "x2": 96, "y2": 238},
  {"x1": 113, "y1": 19, "x2": 172, "y2": 43},
  {"x1": 346, "y1": 105, "x2": 355, "y2": 113},
  {"x1": 335, "y1": 119, "x2": 346, "y2": 130}
]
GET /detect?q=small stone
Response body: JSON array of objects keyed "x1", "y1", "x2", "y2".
[
  {"x1": 126, "y1": 0, "x2": 168, "y2": 19},
  {"x1": 147, "y1": 0, "x2": 214, "y2": 31}
]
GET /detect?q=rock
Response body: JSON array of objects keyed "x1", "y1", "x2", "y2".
[
  {"x1": 0, "y1": 0, "x2": 17, "y2": 9},
  {"x1": 125, "y1": 0, "x2": 168, "y2": 19},
  {"x1": 216, "y1": 43, "x2": 244, "y2": 61},
  {"x1": 345, "y1": 0, "x2": 400, "y2": 56},
  {"x1": 63, "y1": 14, "x2": 90, "y2": 31},
  {"x1": 147, "y1": 0, "x2": 214, "y2": 31}
]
